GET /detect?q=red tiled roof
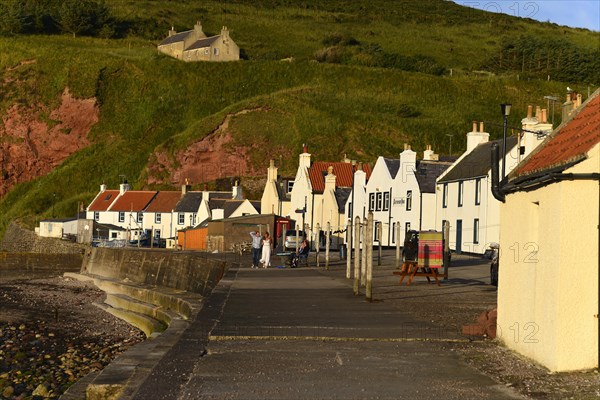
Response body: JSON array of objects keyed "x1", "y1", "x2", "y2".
[
  {"x1": 109, "y1": 191, "x2": 158, "y2": 212},
  {"x1": 308, "y1": 161, "x2": 372, "y2": 193},
  {"x1": 88, "y1": 190, "x2": 119, "y2": 212},
  {"x1": 514, "y1": 93, "x2": 600, "y2": 177},
  {"x1": 144, "y1": 191, "x2": 182, "y2": 212}
]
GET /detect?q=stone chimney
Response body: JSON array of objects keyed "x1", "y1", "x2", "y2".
[
  {"x1": 398, "y1": 145, "x2": 417, "y2": 184},
  {"x1": 562, "y1": 92, "x2": 575, "y2": 122},
  {"x1": 521, "y1": 104, "x2": 539, "y2": 132},
  {"x1": 194, "y1": 21, "x2": 206, "y2": 38},
  {"x1": 182, "y1": 179, "x2": 191, "y2": 195},
  {"x1": 119, "y1": 182, "x2": 129, "y2": 195},
  {"x1": 221, "y1": 26, "x2": 229, "y2": 42},
  {"x1": 343, "y1": 154, "x2": 351, "y2": 163},
  {"x1": 324, "y1": 166, "x2": 336, "y2": 191},
  {"x1": 423, "y1": 145, "x2": 438, "y2": 161},
  {"x1": 354, "y1": 163, "x2": 366, "y2": 191},
  {"x1": 100, "y1": 183, "x2": 107, "y2": 192},
  {"x1": 299, "y1": 144, "x2": 311, "y2": 170},
  {"x1": 168, "y1": 26, "x2": 176, "y2": 37},
  {"x1": 232, "y1": 180, "x2": 243, "y2": 199},
  {"x1": 267, "y1": 159, "x2": 278, "y2": 182},
  {"x1": 466, "y1": 121, "x2": 490, "y2": 152}
]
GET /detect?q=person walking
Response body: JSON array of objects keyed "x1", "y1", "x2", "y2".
[
  {"x1": 249, "y1": 231, "x2": 262, "y2": 269},
  {"x1": 259, "y1": 232, "x2": 272, "y2": 268}
]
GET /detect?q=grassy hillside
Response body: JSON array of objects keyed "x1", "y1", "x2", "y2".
[{"x1": 0, "y1": 0, "x2": 598, "y2": 237}]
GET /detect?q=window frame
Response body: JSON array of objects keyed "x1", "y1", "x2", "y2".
[
  {"x1": 155, "y1": 213, "x2": 161, "y2": 224},
  {"x1": 406, "y1": 190, "x2": 412, "y2": 211},
  {"x1": 383, "y1": 192, "x2": 390, "y2": 211},
  {"x1": 376, "y1": 192, "x2": 383, "y2": 211},
  {"x1": 458, "y1": 181, "x2": 464, "y2": 207},
  {"x1": 118, "y1": 212, "x2": 125, "y2": 223},
  {"x1": 442, "y1": 183, "x2": 448, "y2": 208},
  {"x1": 178, "y1": 213, "x2": 185, "y2": 225},
  {"x1": 473, "y1": 218, "x2": 480, "y2": 244},
  {"x1": 94, "y1": 211, "x2": 99, "y2": 221},
  {"x1": 369, "y1": 193, "x2": 375, "y2": 211},
  {"x1": 475, "y1": 178, "x2": 482, "y2": 205}
]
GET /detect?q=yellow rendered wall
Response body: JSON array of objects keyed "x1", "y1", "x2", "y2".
[{"x1": 498, "y1": 145, "x2": 599, "y2": 371}]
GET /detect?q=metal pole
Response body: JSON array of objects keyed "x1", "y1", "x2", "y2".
[
  {"x1": 353, "y1": 217, "x2": 360, "y2": 295},
  {"x1": 395, "y1": 222, "x2": 401, "y2": 269},
  {"x1": 366, "y1": 213, "x2": 374, "y2": 302},
  {"x1": 502, "y1": 114, "x2": 508, "y2": 180},
  {"x1": 325, "y1": 222, "x2": 330, "y2": 270},
  {"x1": 295, "y1": 224, "x2": 300, "y2": 253},
  {"x1": 361, "y1": 219, "x2": 367, "y2": 287},
  {"x1": 346, "y1": 218, "x2": 352, "y2": 279}
]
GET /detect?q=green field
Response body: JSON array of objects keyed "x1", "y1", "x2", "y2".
[{"x1": 0, "y1": 0, "x2": 598, "y2": 237}]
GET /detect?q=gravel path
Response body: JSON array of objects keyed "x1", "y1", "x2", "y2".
[{"x1": 0, "y1": 276, "x2": 144, "y2": 399}]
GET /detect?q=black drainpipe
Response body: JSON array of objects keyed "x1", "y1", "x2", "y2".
[{"x1": 490, "y1": 143, "x2": 505, "y2": 203}]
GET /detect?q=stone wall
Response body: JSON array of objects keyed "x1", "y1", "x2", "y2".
[
  {"x1": 82, "y1": 248, "x2": 230, "y2": 296},
  {"x1": 0, "y1": 221, "x2": 87, "y2": 254}
]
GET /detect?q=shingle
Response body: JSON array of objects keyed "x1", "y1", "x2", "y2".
[
  {"x1": 437, "y1": 137, "x2": 518, "y2": 183},
  {"x1": 384, "y1": 158, "x2": 400, "y2": 179},
  {"x1": 186, "y1": 35, "x2": 219, "y2": 51},
  {"x1": 174, "y1": 192, "x2": 203, "y2": 212},
  {"x1": 415, "y1": 160, "x2": 453, "y2": 193},
  {"x1": 158, "y1": 30, "x2": 193, "y2": 46}
]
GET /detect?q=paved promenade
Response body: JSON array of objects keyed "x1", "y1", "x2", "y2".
[{"x1": 133, "y1": 252, "x2": 523, "y2": 399}]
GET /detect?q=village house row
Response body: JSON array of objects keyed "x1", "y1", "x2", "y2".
[{"x1": 37, "y1": 90, "x2": 599, "y2": 374}]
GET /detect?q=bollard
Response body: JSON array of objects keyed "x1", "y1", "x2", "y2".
[
  {"x1": 346, "y1": 218, "x2": 352, "y2": 279},
  {"x1": 378, "y1": 222, "x2": 382, "y2": 266},
  {"x1": 366, "y1": 213, "x2": 374, "y2": 302},
  {"x1": 443, "y1": 220, "x2": 450, "y2": 280},
  {"x1": 315, "y1": 223, "x2": 321, "y2": 267},
  {"x1": 361, "y1": 219, "x2": 367, "y2": 287},
  {"x1": 353, "y1": 217, "x2": 360, "y2": 295},
  {"x1": 395, "y1": 222, "x2": 401, "y2": 269},
  {"x1": 325, "y1": 222, "x2": 330, "y2": 270}
]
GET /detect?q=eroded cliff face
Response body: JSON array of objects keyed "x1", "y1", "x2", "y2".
[
  {"x1": 0, "y1": 87, "x2": 99, "y2": 197},
  {"x1": 146, "y1": 108, "x2": 285, "y2": 187}
]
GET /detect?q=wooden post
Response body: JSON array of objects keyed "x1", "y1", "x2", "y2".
[
  {"x1": 395, "y1": 222, "x2": 401, "y2": 269},
  {"x1": 325, "y1": 222, "x2": 330, "y2": 270},
  {"x1": 443, "y1": 221, "x2": 450, "y2": 280},
  {"x1": 366, "y1": 213, "x2": 374, "y2": 302},
  {"x1": 378, "y1": 222, "x2": 382, "y2": 266},
  {"x1": 295, "y1": 225, "x2": 300, "y2": 253},
  {"x1": 150, "y1": 226, "x2": 154, "y2": 249},
  {"x1": 353, "y1": 217, "x2": 360, "y2": 295},
  {"x1": 361, "y1": 219, "x2": 367, "y2": 287},
  {"x1": 346, "y1": 218, "x2": 352, "y2": 279},
  {"x1": 315, "y1": 223, "x2": 321, "y2": 267}
]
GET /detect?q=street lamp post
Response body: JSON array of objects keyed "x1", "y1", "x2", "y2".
[
  {"x1": 446, "y1": 134, "x2": 453, "y2": 155},
  {"x1": 500, "y1": 103, "x2": 512, "y2": 180}
]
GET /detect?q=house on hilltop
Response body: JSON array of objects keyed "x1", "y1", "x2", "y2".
[{"x1": 158, "y1": 21, "x2": 240, "y2": 62}]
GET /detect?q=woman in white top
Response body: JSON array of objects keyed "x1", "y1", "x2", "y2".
[{"x1": 260, "y1": 232, "x2": 271, "y2": 268}]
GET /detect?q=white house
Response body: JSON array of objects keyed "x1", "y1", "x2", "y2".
[
  {"x1": 348, "y1": 145, "x2": 452, "y2": 247},
  {"x1": 497, "y1": 90, "x2": 599, "y2": 371},
  {"x1": 435, "y1": 115, "x2": 550, "y2": 254},
  {"x1": 263, "y1": 145, "x2": 371, "y2": 247}
]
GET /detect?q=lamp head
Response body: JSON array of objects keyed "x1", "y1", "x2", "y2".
[{"x1": 501, "y1": 103, "x2": 512, "y2": 117}]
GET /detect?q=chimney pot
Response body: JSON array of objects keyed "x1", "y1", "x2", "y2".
[
  {"x1": 269, "y1": 159, "x2": 275, "y2": 167},
  {"x1": 527, "y1": 105, "x2": 533, "y2": 118},
  {"x1": 303, "y1": 143, "x2": 308, "y2": 153},
  {"x1": 472, "y1": 121, "x2": 477, "y2": 132},
  {"x1": 479, "y1": 121, "x2": 484, "y2": 133},
  {"x1": 404, "y1": 143, "x2": 409, "y2": 151},
  {"x1": 535, "y1": 106, "x2": 541, "y2": 118}
]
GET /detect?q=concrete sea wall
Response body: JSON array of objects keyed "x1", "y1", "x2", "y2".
[
  {"x1": 82, "y1": 248, "x2": 229, "y2": 296},
  {"x1": 0, "y1": 253, "x2": 83, "y2": 281}
]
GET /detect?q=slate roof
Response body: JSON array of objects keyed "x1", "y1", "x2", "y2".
[
  {"x1": 88, "y1": 190, "x2": 119, "y2": 212},
  {"x1": 512, "y1": 91, "x2": 600, "y2": 179},
  {"x1": 308, "y1": 162, "x2": 372, "y2": 193},
  {"x1": 250, "y1": 201, "x2": 261, "y2": 214},
  {"x1": 186, "y1": 35, "x2": 220, "y2": 50},
  {"x1": 335, "y1": 188, "x2": 352, "y2": 213},
  {"x1": 95, "y1": 222, "x2": 126, "y2": 231},
  {"x1": 144, "y1": 191, "x2": 182, "y2": 213},
  {"x1": 158, "y1": 30, "x2": 193, "y2": 46},
  {"x1": 437, "y1": 137, "x2": 518, "y2": 183},
  {"x1": 109, "y1": 191, "x2": 157, "y2": 212},
  {"x1": 383, "y1": 158, "x2": 400, "y2": 179},
  {"x1": 174, "y1": 192, "x2": 203, "y2": 212},
  {"x1": 415, "y1": 160, "x2": 454, "y2": 193}
]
